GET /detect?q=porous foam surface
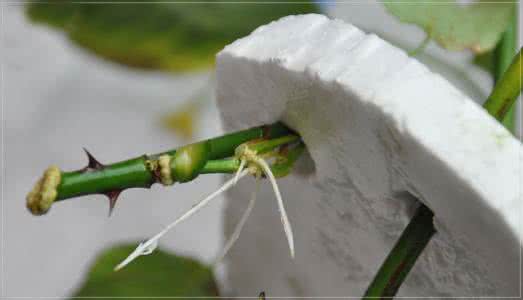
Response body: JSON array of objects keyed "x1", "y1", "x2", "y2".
[{"x1": 216, "y1": 14, "x2": 522, "y2": 297}]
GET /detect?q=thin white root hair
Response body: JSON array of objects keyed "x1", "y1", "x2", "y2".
[
  {"x1": 114, "y1": 169, "x2": 250, "y2": 271},
  {"x1": 214, "y1": 177, "x2": 260, "y2": 265},
  {"x1": 255, "y1": 157, "x2": 295, "y2": 259},
  {"x1": 233, "y1": 159, "x2": 246, "y2": 185}
]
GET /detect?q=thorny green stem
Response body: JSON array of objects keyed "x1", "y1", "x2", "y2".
[
  {"x1": 58, "y1": 123, "x2": 289, "y2": 199},
  {"x1": 27, "y1": 122, "x2": 304, "y2": 215},
  {"x1": 363, "y1": 205, "x2": 435, "y2": 299}
]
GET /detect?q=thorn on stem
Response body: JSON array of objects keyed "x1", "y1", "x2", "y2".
[
  {"x1": 82, "y1": 148, "x2": 105, "y2": 171},
  {"x1": 105, "y1": 189, "x2": 122, "y2": 216}
]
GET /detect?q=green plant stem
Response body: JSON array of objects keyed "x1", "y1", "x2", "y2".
[
  {"x1": 363, "y1": 204, "x2": 435, "y2": 299},
  {"x1": 483, "y1": 46, "x2": 522, "y2": 123},
  {"x1": 55, "y1": 123, "x2": 292, "y2": 201},
  {"x1": 248, "y1": 135, "x2": 300, "y2": 154},
  {"x1": 200, "y1": 142, "x2": 306, "y2": 178},
  {"x1": 271, "y1": 143, "x2": 306, "y2": 177},
  {"x1": 199, "y1": 158, "x2": 240, "y2": 174},
  {"x1": 493, "y1": 10, "x2": 518, "y2": 131}
]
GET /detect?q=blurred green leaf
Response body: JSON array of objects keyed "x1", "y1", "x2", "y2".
[
  {"x1": 71, "y1": 244, "x2": 218, "y2": 298},
  {"x1": 162, "y1": 101, "x2": 199, "y2": 140},
  {"x1": 27, "y1": 0, "x2": 319, "y2": 71},
  {"x1": 383, "y1": 0, "x2": 514, "y2": 54}
]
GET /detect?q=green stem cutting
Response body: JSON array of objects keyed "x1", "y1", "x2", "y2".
[{"x1": 26, "y1": 122, "x2": 301, "y2": 215}]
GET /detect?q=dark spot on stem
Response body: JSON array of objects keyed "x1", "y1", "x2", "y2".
[{"x1": 385, "y1": 260, "x2": 408, "y2": 297}]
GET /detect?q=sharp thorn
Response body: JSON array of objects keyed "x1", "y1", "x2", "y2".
[
  {"x1": 105, "y1": 189, "x2": 122, "y2": 217},
  {"x1": 82, "y1": 148, "x2": 105, "y2": 171}
]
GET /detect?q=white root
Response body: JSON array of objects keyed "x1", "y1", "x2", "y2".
[
  {"x1": 255, "y1": 157, "x2": 295, "y2": 259},
  {"x1": 233, "y1": 158, "x2": 246, "y2": 185},
  {"x1": 214, "y1": 177, "x2": 260, "y2": 265},
  {"x1": 116, "y1": 141, "x2": 296, "y2": 271},
  {"x1": 114, "y1": 169, "x2": 250, "y2": 271}
]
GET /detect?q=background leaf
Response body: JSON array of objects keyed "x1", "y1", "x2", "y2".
[
  {"x1": 71, "y1": 244, "x2": 218, "y2": 298},
  {"x1": 162, "y1": 101, "x2": 199, "y2": 140},
  {"x1": 383, "y1": 0, "x2": 514, "y2": 54},
  {"x1": 27, "y1": 0, "x2": 319, "y2": 72}
]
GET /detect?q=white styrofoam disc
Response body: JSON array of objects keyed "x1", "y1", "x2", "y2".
[{"x1": 216, "y1": 14, "x2": 522, "y2": 298}]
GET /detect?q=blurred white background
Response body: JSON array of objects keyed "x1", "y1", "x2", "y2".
[
  {"x1": 2, "y1": 3, "x2": 228, "y2": 297},
  {"x1": 1, "y1": 1, "x2": 520, "y2": 298}
]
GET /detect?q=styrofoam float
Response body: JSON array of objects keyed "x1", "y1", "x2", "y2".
[{"x1": 216, "y1": 14, "x2": 522, "y2": 297}]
